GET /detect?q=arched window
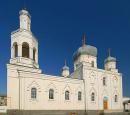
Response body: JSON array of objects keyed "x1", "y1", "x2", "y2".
[
  {"x1": 13, "y1": 42, "x2": 18, "y2": 58},
  {"x1": 91, "y1": 61, "x2": 94, "y2": 67},
  {"x1": 78, "y1": 91, "x2": 82, "y2": 101},
  {"x1": 91, "y1": 92, "x2": 95, "y2": 101},
  {"x1": 114, "y1": 95, "x2": 118, "y2": 102},
  {"x1": 22, "y1": 42, "x2": 29, "y2": 58},
  {"x1": 103, "y1": 77, "x2": 106, "y2": 86},
  {"x1": 49, "y1": 89, "x2": 54, "y2": 99},
  {"x1": 33, "y1": 48, "x2": 36, "y2": 61},
  {"x1": 65, "y1": 91, "x2": 69, "y2": 100},
  {"x1": 31, "y1": 88, "x2": 37, "y2": 99}
]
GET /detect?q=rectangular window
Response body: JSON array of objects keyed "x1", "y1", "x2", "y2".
[
  {"x1": 91, "y1": 92, "x2": 95, "y2": 101},
  {"x1": 91, "y1": 61, "x2": 94, "y2": 67},
  {"x1": 65, "y1": 91, "x2": 69, "y2": 100},
  {"x1": 31, "y1": 88, "x2": 37, "y2": 99},
  {"x1": 49, "y1": 89, "x2": 54, "y2": 99},
  {"x1": 78, "y1": 91, "x2": 82, "y2": 101},
  {"x1": 103, "y1": 77, "x2": 106, "y2": 86},
  {"x1": 115, "y1": 95, "x2": 118, "y2": 102}
]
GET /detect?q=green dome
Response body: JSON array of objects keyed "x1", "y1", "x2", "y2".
[
  {"x1": 73, "y1": 44, "x2": 97, "y2": 61},
  {"x1": 104, "y1": 56, "x2": 116, "y2": 63},
  {"x1": 62, "y1": 60, "x2": 69, "y2": 70}
]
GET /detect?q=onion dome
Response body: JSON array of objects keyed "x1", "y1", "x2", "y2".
[
  {"x1": 62, "y1": 65, "x2": 69, "y2": 70},
  {"x1": 104, "y1": 48, "x2": 116, "y2": 63},
  {"x1": 61, "y1": 60, "x2": 70, "y2": 77},
  {"x1": 62, "y1": 60, "x2": 69, "y2": 70},
  {"x1": 104, "y1": 56, "x2": 116, "y2": 63},
  {"x1": 73, "y1": 34, "x2": 97, "y2": 61}
]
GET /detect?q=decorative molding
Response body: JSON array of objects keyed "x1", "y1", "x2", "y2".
[
  {"x1": 102, "y1": 89, "x2": 108, "y2": 97},
  {"x1": 27, "y1": 81, "x2": 41, "y2": 92},
  {"x1": 62, "y1": 84, "x2": 72, "y2": 94},
  {"x1": 89, "y1": 87, "x2": 97, "y2": 96},
  {"x1": 75, "y1": 86, "x2": 82, "y2": 95},
  {"x1": 45, "y1": 82, "x2": 58, "y2": 93}
]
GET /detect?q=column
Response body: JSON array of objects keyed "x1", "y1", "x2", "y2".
[
  {"x1": 18, "y1": 44, "x2": 22, "y2": 57},
  {"x1": 29, "y1": 47, "x2": 33, "y2": 59}
]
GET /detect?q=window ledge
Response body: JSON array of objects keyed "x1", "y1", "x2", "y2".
[
  {"x1": 78, "y1": 100, "x2": 82, "y2": 103},
  {"x1": 29, "y1": 98, "x2": 38, "y2": 102},
  {"x1": 64, "y1": 100, "x2": 71, "y2": 102},
  {"x1": 91, "y1": 101, "x2": 96, "y2": 104},
  {"x1": 48, "y1": 99, "x2": 55, "y2": 101}
]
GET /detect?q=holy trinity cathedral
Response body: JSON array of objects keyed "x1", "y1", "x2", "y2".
[{"x1": 7, "y1": 9, "x2": 123, "y2": 115}]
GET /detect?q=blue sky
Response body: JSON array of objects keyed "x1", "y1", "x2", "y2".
[{"x1": 0, "y1": 0, "x2": 130, "y2": 97}]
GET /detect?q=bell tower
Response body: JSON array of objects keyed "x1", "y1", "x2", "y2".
[
  {"x1": 10, "y1": 9, "x2": 39, "y2": 68},
  {"x1": 7, "y1": 8, "x2": 42, "y2": 111}
]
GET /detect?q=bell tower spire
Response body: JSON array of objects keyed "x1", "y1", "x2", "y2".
[{"x1": 19, "y1": 4, "x2": 31, "y2": 31}]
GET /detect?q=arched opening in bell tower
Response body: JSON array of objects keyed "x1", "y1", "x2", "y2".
[
  {"x1": 13, "y1": 42, "x2": 18, "y2": 58},
  {"x1": 33, "y1": 48, "x2": 36, "y2": 61},
  {"x1": 22, "y1": 42, "x2": 29, "y2": 58}
]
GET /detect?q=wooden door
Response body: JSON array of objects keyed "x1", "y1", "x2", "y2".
[
  {"x1": 103, "y1": 100, "x2": 108, "y2": 110},
  {"x1": 69, "y1": 112, "x2": 78, "y2": 115}
]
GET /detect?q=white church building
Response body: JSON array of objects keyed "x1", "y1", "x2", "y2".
[{"x1": 7, "y1": 9, "x2": 123, "y2": 115}]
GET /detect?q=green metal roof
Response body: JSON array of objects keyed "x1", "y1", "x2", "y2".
[
  {"x1": 62, "y1": 65, "x2": 69, "y2": 70},
  {"x1": 73, "y1": 44, "x2": 97, "y2": 61},
  {"x1": 104, "y1": 56, "x2": 116, "y2": 63}
]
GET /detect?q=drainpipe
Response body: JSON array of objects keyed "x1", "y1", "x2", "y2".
[
  {"x1": 17, "y1": 70, "x2": 20, "y2": 114},
  {"x1": 83, "y1": 79, "x2": 87, "y2": 115}
]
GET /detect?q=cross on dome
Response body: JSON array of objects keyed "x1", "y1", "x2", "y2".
[
  {"x1": 64, "y1": 59, "x2": 67, "y2": 66},
  {"x1": 108, "y1": 48, "x2": 111, "y2": 57},
  {"x1": 82, "y1": 33, "x2": 86, "y2": 46}
]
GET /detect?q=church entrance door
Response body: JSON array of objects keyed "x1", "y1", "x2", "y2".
[
  {"x1": 103, "y1": 97, "x2": 108, "y2": 110},
  {"x1": 103, "y1": 100, "x2": 108, "y2": 109},
  {"x1": 69, "y1": 112, "x2": 78, "y2": 115}
]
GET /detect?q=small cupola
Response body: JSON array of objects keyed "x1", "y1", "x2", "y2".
[
  {"x1": 104, "y1": 48, "x2": 117, "y2": 72},
  {"x1": 19, "y1": 9, "x2": 31, "y2": 31},
  {"x1": 61, "y1": 60, "x2": 70, "y2": 77}
]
